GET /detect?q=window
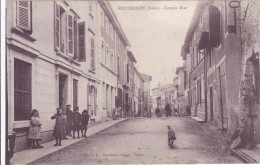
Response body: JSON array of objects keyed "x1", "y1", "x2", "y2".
[
  {"x1": 110, "y1": 24, "x2": 113, "y2": 39},
  {"x1": 89, "y1": 32, "x2": 95, "y2": 70},
  {"x1": 110, "y1": 51, "x2": 114, "y2": 70},
  {"x1": 106, "y1": 46, "x2": 109, "y2": 66},
  {"x1": 17, "y1": 1, "x2": 32, "y2": 33},
  {"x1": 101, "y1": 41, "x2": 105, "y2": 63},
  {"x1": 118, "y1": 55, "x2": 120, "y2": 78},
  {"x1": 73, "y1": 17, "x2": 78, "y2": 60},
  {"x1": 54, "y1": 3, "x2": 85, "y2": 61},
  {"x1": 106, "y1": 17, "x2": 109, "y2": 33},
  {"x1": 78, "y1": 22, "x2": 86, "y2": 61},
  {"x1": 73, "y1": 79, "x2": 78, "y2": 110},
  {"x1": 14, "y1": 59, "x2": 32, "y2": 121},
  {"x1": 68, "y1": 15, "x2": 74, "y2": 55},
  {"x1": 100, "y1": 9, "x2": 104, "y2": 27},
  {"x1": 54, "y1": 4, "x2": 66, "y2": 53}
]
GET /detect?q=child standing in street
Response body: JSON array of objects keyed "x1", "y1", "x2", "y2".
[
  {"x1": 81, "y1": 110, "x2": 90, "y2": 138},
  {"x1": 72, "y1": 107, "x2": 81, "y2": 139},
  {"x1": 28, "y1": 109, "x2": 44, "y2": 149},
  {"x1": 51, "y1": 108, "x2": 66, "y2": 146}
]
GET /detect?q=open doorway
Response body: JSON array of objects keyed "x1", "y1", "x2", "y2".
[{"x1": 59, "y1": 73, "x2": 68, "y2": 108}]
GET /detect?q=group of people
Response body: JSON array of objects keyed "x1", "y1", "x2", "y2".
[
  {"x1": 28, "y1": 105, "x2": 90, "y2": 149},
  {"x1": 155, "y1": 104, "x2": 192, "y2": 117}
]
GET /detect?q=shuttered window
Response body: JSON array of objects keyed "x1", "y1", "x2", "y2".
[
  {"x1": 54, "y1": 3, "x2": 60, "y2": 50},
  {"x1": 73, "y1": 17, "x2": 78, "y2": 60},
  {"x1": 78, "y1": 22, "x2": 86, "y2": 61},
  {"x1": 67, "y1": 15, "x2": 74, "y2": 55},
  {"x1": 14, "y1": 59, "x2": 32, "y2": 121},
  {"x1": 90, "y1": 37, "x2": 95, "y2": 70},
  {"x1": 209, "y1": 5, "x2": 221, "y2": 47},
  {"x1": 17, "y1": 1, "x2": 32, "y2": 33},
  {"x1": 73, "y1": 79, "x2": 78, "y2": 110}
]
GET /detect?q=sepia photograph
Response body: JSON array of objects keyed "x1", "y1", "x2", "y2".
[{"x1": 2, "y1": 0, "x2": 260, "y2": 164}]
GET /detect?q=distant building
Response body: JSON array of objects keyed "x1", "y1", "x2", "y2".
[{"x1": 140, "y1": 73, "x2": 152, "y2": 117}]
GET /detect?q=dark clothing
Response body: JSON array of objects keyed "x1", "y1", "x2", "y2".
[
  {"x1": 51, "y1": 114, "x2": 66, "y2": 139},
  {"x1": 81, "y1": 114, "x2": 90, "y2": 129},
  {"x1": 66, "y1": 109, "x2": 73, "y2": 135},
  {"x1": 72, "y1": 112, "x2": 81, "y2": 131},
  {"x1": 165, "y1": 104, "x2": 172, "y2": 117}
]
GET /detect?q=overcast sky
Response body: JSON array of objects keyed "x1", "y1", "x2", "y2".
[{"x1": 110, "y1": 1, "x2": 197, "y2": 89}]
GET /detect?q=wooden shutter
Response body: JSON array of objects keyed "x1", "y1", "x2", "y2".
[
  {"x1": 54, "y1": 3, "x2": 60, "y2": 50},
  {"x1": 74, "y1": 17, "x2": 78, "y2": 60},
  {"x1": 68, "y1": 14, "x2": 74, "y2": 55},
  {"x1": 90, "y1": 38, "x2": 95, "y2": 70},
  {"x1": 209, "y1": 5, "x2": 220, "y2": 47},
  {"x1": 17, "y1": 1, "x2": 32, "y2": 32},
  {"x1": 78, "y1": 22, "x2": 86, "y2": 61}
]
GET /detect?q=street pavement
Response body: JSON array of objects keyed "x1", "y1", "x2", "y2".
[{"x1": 29, "y1": 117, "x2": 242, "y2": 164}]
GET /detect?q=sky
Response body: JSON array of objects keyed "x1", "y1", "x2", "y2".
[{"x1": 110, "y1": 1, "x2": 197, "y2": 89}]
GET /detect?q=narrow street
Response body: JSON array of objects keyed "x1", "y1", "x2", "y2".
[{"x1": 29, "y1": 117, "x2": 241, "y2": 164}]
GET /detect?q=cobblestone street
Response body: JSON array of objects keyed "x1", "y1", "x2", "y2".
[{"x1": 30, "y1": 117, "x2": 242, "y2": 164}]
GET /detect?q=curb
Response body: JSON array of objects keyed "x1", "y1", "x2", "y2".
[
  {"x1": 191, "y1": 116, "x2": 206, "y2": 123},
  {"x1": 230, "y1": 149, "x2": 257, "y2": 163}
]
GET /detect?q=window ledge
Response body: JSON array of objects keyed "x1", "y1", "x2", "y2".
[
  {"x1": 56, "y1": 51, "x2": 80, "y2": 66},
  {"x1": 11, "y1": 27, "x2": 36, "y2": 42},
  {"x1": 89, "y1": 69, "x2": 96, "y2": 74},
  {"x1": 13, "y1": 120, "x2": 30, "y2": 129}
]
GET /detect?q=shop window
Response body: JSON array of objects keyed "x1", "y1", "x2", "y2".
[{"x1": 14, "y1": 59, "x2": 32, "y2": 121}]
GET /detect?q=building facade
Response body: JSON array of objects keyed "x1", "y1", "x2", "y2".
[
  {"x1": 140, "y1": 73, "x2": 152, "y2": 117},
  {"x1": 6, "y1": 0, "x2": 148, "y2": 152},
  {"x1": 179, "y1": 0, "x2": 260, "y2": 145}
]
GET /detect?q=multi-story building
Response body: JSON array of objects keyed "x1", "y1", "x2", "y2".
[
  {"x1": 140, "y1": 73, "x2": 152, "y2": 117},
  {"x1": 133, "y1": 67, "x2": 144, "y2": 117},
  {"x1": 6, "y1": 0, "x2": 146, "y2": 152},
  {"x1": 126, "y1": 50, "x2": 137, "y2": 117},
  {"x1": 98, "y1": 1, "x2": 130, "y2": 120},
  {"x1": 6, "y1": 1, "x2": 102, "y2": 151},
  {"x1": 180, "y1": 0, "x2": 260, "y2": 145},
  {"x1": 152, "y1": 83, "x2": 173, "y2": 116}
]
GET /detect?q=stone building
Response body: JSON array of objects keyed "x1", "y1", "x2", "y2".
[{"x1": 180, "y1": 0, "x2": 260, "y2": 145}]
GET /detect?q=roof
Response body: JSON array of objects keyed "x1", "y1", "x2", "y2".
[
  {"x1": 181, "y1": 1, "x2": 207, "y2": 60},
  {"x1": 127, "y1": 50, "x2": 137, "y2": 63},
  {"x1": 100, "y1": 1, "x2": 131, "y2": 47},
  {"x1": 139, "y1": 73, "x2": 152, "y2": 82}
]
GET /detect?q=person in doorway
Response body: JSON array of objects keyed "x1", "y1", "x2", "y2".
[
  {"x1": 28, "y1": 109, "x2": 43, "y2": 149},
  {"x1": 81, "y1": 110, "x2": 90, "y2": 138},
  {"x1": 51, "y1": 108, "x2": 66, "y2": 146},
  {"x1": 66, "y1": 105, "x2": 73, "y2": 137},
  {"x1": 72, "y1": 107, "x2": 81, "y2": 139}
]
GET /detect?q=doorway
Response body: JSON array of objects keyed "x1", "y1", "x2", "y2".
[{"x1": 59, "y1": 73, "x2": 68, "y2": 108}]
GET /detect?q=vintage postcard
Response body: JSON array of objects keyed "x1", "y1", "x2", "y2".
[{"x1": 2, "y1": 0, "x2": 260, "y2": 164}]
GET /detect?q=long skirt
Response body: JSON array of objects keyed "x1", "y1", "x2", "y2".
[{"x1": 28, "y1": 126, "x2": 42, "y2": 140}]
